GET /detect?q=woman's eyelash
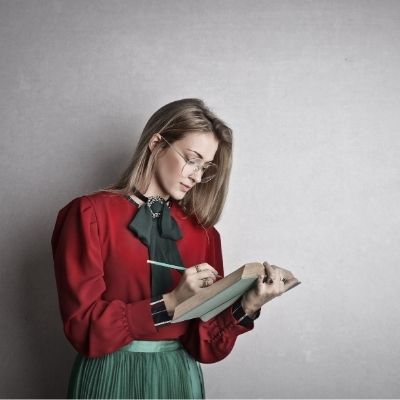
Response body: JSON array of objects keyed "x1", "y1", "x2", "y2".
[{"x1": 185, "y1": 153, "x2": 212, "y2": 166}]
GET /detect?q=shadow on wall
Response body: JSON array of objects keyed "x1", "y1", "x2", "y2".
[{"x1": 19, "y1": 122, "x2": 141, "y2": 397}]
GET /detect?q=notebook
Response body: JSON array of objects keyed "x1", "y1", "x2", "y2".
[{"x1": 171, "y1": 261, "x2": 301, "y2": 322}]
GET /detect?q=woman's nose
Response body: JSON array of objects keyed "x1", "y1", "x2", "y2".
[{"x1": 188, "y1": 168, "x2": 202, "y2": 183}]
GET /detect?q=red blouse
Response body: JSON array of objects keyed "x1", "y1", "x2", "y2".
[{"x1": 51, "y1": 191, "x2": 259, "y2": 362}]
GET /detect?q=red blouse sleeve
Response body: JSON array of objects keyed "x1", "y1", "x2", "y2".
[
  {"x1": 51, "y1": 196, "x2": 160, "y2": 358},
  {"x1": 179, "y1": 227, "x2": 259, "y2": 364}
]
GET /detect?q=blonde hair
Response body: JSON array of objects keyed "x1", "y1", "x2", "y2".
[{"x1": 92, "y1": 98, "x2": 233, "y2": 228}]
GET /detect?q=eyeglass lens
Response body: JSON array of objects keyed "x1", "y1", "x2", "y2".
[{"x1": 182, "y1": 159, "x2": 217, "y2": 182}]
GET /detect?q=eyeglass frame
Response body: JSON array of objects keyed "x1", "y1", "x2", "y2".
[{"x1": 158, "y1": 135, "x2": 218, "y2": 183}]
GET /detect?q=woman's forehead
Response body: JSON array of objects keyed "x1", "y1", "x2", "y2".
[{"x1": 177, "y1": 132, "x2": 218, "y2": 161}]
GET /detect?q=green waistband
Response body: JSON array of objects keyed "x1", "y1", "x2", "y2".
[{"x1": 118, "y1": 340, "x2": 182, "y2": 353}]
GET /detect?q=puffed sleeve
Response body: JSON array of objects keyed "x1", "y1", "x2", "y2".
[
  {"x1": 51, "y1": 196, "x2": 161, "y2": 358},
  {"x1": 179, "y1": 227, "x2": 261, "y2": 364}
]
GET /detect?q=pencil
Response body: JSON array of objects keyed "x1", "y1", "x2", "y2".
[{"x1": 146, "y1": 260, "x2": 222, "y2": 278}]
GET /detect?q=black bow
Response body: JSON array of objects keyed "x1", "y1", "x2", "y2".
[{"x1": 128, "y1": 195, "x2": 184, "y2": 297}]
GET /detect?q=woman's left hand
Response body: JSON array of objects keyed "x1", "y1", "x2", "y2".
[{"x1": 241, "y1": 261, "x2": 300, "y2": 315}]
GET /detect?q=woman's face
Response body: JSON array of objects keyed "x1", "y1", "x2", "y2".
[{"x1": 147, "y1": 131, "x2": 219, "y2": 201}]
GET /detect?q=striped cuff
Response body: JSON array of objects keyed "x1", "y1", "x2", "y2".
[
  {"x1": 150, "y1": 294, "x2": 172, "y2": 327},
  {"x1": 232, "y1": 296, "x2": 261, "y2": 328}
]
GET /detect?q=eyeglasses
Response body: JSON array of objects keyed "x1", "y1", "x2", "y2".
[{"x1": 159, "y1": 136, "x2": 218, "y2": 183}]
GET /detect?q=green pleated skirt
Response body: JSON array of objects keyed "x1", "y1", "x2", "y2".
[{"x1": 67, "y1": 340, "x2": 205, "y2": 399}]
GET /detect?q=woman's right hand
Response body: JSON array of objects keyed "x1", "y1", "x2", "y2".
[{"x1": 163, "y1": 263, "x2": 219, "y2": 314}]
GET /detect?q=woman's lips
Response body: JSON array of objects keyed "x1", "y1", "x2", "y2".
[{"x1": 180, "y1": 183, "x2": 191, "y2": 192}]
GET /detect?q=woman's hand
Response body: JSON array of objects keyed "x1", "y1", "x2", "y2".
[
  {"x1": 163, "y1": 263, "x2": 219, "y2": 315},
  {"x1": 241, "y1": 261, "x2": 300, "y2": 315}
]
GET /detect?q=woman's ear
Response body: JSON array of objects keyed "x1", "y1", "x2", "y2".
[{"x1": 148, "y1": 132, "x2": 162, "y2": 152}]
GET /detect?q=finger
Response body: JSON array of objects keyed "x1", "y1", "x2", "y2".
[
  {"x1": 188, "y1": 265, "x2": 200, "y2": 275},
  {"x1": 199, "y1": 276, "x2": 214, "y2": 288},
  {"x1": 263, "y1": 262, "x2": 276, "y2": 283},
  {"x1": 276, "y1": 269, "x2": 286, "y2": 285},
  {"x1": 255, "y1": 275, "x2": 264, "y2": 289},
  {"x1": 262, "y1": 261, "x2": 270, "y2": 270},
  {"x1": 201, "y1": 263, "x2": 219, "y2": 277},
  {"x1": 262, "y1": 272, "x2": 274, "y2": 285},
  {"x1": 278, "y1": 273, "x2": 285, "y2": 295},
  {"x1": 263, "y1": 262, "x2": 296, "y2": 283},
  {"x1": 274, "y1": 265, "x2": 295, "y2": 280},
  {"x1": 195, "y1": 270, "x2": 217, "y2": 282},
  {"x1": 190, "y1": 263, "x2": 219, "y2": 277},
  {"x1": 283, "y1": 278, "x2": 301, "y2": 293},
  {"x1": 262, "y1": 269, "x2": 275, "y2": 285},
  {"x1": 265, "y1": 278, "x2": 274, "y2": 285}
]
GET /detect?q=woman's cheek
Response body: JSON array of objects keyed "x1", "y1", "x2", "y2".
[
  {"x1": 164, "y1": 159, "x2": 181, "y2": 187},
  {"x1": 170, "y1": 159, "x2": 182, "y2": 181}
]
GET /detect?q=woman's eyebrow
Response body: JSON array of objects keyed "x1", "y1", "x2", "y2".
[{"x1": 186, "y1": 148, "x2": 213, "y2": 162}]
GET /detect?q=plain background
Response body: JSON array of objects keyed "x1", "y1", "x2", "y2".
[{"x1": 1, "y1": 0, "x2": 399, "y2": 398}]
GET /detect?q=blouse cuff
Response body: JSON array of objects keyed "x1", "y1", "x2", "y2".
[
  {"x1": 232, "y1": 296, "x2": 261, "y2": 328},
  {"x1": 150, "y1": 294, "x2": 172, "y2": 327},
  {"x1": 150, "y1": 294, "x2": 261, "y2": 329}
]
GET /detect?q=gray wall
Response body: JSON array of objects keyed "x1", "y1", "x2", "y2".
[{"x1": 1, "y1": 0, "x2": 399, "y2": 398}]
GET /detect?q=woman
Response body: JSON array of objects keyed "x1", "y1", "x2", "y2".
[{"x1": 51, "y1": 98, "x2": 293, "y2": 399}]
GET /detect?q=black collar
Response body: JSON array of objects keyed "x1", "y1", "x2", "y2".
[{"x1": 132, "y1": 187, "x2": 172, "y2": 206}]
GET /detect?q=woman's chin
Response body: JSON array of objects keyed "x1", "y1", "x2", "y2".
[{"x1": 171, "y1": 188, "x2": 187, "y2": 200}]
